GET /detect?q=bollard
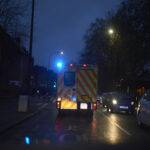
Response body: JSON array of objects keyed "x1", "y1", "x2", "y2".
[{"x1": 18, "y1": 95, "x2": 29, "y2": 112}]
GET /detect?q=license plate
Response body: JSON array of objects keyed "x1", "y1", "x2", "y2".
[
  {"x1": 120, "y1": 106, "x2": 128, "y2": 109},
  {"x1": 80, "y1": 103, "x2": 88, "y2": 109}
]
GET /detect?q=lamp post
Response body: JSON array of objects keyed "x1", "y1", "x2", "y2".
[
  {"x1": 108, "y1": 28, "x2": 121, "y2": 90},
  {"x1": 27, "y1": 0, "x2": 34, "y2": 95},
  {"x1": 18, "y1": 0, "x2": 35, "y2": 113},
  {"x1": 27, "y1": 0, "x2": 35, "y2": 92}
]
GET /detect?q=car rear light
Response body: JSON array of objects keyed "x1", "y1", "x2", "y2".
[
  {"x1": 94, "y1": 103, "x2": 97, "y2": 110},
  {"x1": 56, "y1": 101, "x2": 61, "y2": 109}
]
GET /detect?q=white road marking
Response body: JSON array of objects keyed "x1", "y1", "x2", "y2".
[
  {"x1": 53, "y1": 99, "x2": 56, "y2": 103},
  {"x1": 39, "y1": 103, "x2": 48, "y2": 110},
  {"x1": 36, "y1": 103, "x2": 42, "y2": 106},
  {"x1": 97, "y1": 110, "x2": 132, "y2": 136}
]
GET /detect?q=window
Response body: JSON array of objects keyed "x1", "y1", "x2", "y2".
[{"x1": 64, "y1": 72, "x2": 75, "y2": 86}]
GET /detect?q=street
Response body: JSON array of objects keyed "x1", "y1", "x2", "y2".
[
  {"x1": 0, "y1": 98, "x2": 150, "y2": 150},
  {"x1": 0, "y1": 0, "x2": 150, "y2": 150}
]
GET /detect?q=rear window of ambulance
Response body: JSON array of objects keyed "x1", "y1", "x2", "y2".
[{"x1": 64, "y1": 72, "x2": 75, "y2": 86}]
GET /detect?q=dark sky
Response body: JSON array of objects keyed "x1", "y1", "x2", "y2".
[{"x1": 32, "y1": 0, "x2": 122, "y2": 69}]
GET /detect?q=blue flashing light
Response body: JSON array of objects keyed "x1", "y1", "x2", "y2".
[
  {"x1": 25, "y1": 137, "x2": 30, "y2": 145},
  {"x1": 72, "y1": 97, "x2": 77, "y2": 102},
  {"x1": 57, "y1": 62, "x2": 63, "y2": 68},
  {"x1": 53, "y1": 85, "x2": 56, "y2": 88}
]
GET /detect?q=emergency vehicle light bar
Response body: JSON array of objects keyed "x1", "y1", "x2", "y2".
[{"x1": 65, "y1": 64, "x2": 97, "y2": 68}]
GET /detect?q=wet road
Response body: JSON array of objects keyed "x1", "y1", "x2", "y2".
[{"x1": 0, "y1": 101, "x2": 150, "y2": 150}]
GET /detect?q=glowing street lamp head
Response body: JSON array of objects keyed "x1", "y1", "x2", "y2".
[
  {"x1": 108, "y1": 29, "x2": 114, "y2": 35},
  {"x1": 60, "y1": 51, "x2": 64, "y2": 55}
]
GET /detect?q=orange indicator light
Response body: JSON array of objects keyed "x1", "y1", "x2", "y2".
[
  {"x1": 83, "y1": 64, "x2": 87, "y2": 67},
  {"x1": 94, "y1": 103, "x2": 97, "y2": 110},
  {"x1": 57, "y1": 102, "x2": 60, "y2": 108}
]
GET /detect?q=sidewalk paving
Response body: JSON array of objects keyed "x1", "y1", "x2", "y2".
[{"x1": 0, "y1": 96, "x2": 50, "y2": 134}]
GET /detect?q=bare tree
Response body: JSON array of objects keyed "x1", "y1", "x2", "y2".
[{"x1": 0, "y1": 0, "x2": 29, "y2": 39}]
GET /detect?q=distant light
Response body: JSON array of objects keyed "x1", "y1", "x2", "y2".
[
  {"x1": 60, "y1": 51, "x2": 64, "y2": 55},
  {"x1": 83, "y1": 64, "x2": 87, "y2": 67},
  {"x1": 108, "y1": 29, "x2": 114, "y2": 35},
  {"x1": 53, "y1": 85, "x2": 56, "y2": 88},
  {"x1": 70, "y1": 64, "x2": 73, "y2": 67},
  {"x1": 25, "y1": 137, "x2": 30, "y2": 145}
]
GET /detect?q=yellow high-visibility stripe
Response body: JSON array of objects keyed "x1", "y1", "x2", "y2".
[
  {"x1": 87, "y1": 70, "x2": 97, "y2": 83},
  {"x1": 81, "y1": 70, "x2": 95, "y2": 94},
  {"x1": 78, "y1": 73, "x2": 93, "y2": 97},
  {"x1": 87, "y1": 70, "x2": 97, "y2": 95}
]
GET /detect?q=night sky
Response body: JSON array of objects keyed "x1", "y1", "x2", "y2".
[{"x1": 32, "y1": 0, "x2": 122, "y2": 69}]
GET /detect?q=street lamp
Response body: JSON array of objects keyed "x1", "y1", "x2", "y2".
[
  {"x1": 108, "y1": 28, "x2": 114, "y2": 35},
  {"x1": 60, "y1": 51, "x2": 64, "y2": 55}
]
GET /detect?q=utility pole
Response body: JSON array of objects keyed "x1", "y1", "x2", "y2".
[
  {"x1": 18, "y1": 0, "x2": 35, "y2": 113},
  {"x1": 28, "y1": 0, "x2": 35, "y2": 96}
]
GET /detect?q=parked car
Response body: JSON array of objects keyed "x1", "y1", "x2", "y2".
[
  {"x1": 106, "y1": 93, "x2": 135, "y2": 114},
  {"x1": 101, "y1": 93, "x2": 112, "y2": 108},
  {"x1": 96, "y1": 95, "x2": 101, "y2": 103},
  {"x1": 137, "y1": 89, "x2": 150, "y2": 127},
  {"x1": 99, "y1": 95, "x2": 103, "y2": 104},
  {"x1": 96, "y1": 93, "x2": 103, "y2": 104}
]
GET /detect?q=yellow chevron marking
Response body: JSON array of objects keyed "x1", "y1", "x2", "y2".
[{"x1": 77, "y1": 96, "x2": 91, "y2": 102}]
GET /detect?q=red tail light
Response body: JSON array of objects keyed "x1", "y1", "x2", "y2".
[{"x1": 94, "y1": 103, "x2": 97, "y2": 110}]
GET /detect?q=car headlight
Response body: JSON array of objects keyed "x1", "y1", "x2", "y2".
[
  {"x1": 112, "y1": 99, "x2": 117, "y2": 105},
  {"x1": 131, "y1": 101, "x2": 134, "y2": 105}
]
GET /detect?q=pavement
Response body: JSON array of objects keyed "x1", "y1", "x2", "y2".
[{"x1": 0, "y1": 95, "x2": 54, "y2": 134}]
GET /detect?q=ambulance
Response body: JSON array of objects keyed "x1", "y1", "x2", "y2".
[{"x1": 56, "y1": 64, "x2": 98, "y2": 115}]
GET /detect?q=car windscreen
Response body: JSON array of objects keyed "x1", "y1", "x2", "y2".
[
  {"x1": 64, "y1": 72, "x2": 75, "y2": 86},
  {"x1": 118, "y1": 95, "x2": 132, "y2": 101},
  {"x1": 111, "y1": 94, "x2": 121, "y2": 99}
]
